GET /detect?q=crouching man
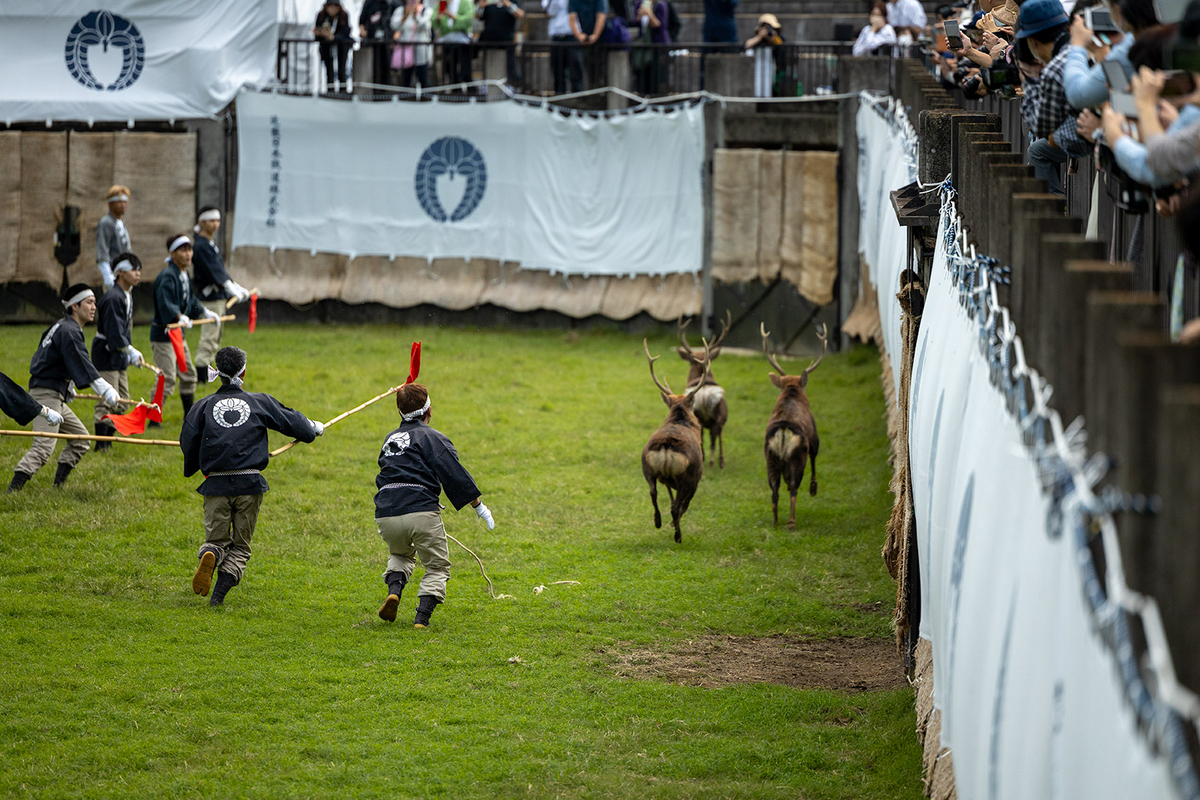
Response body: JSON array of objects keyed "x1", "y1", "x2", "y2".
[
  {"x1": 374, "y1": 382, "x2": 494, "y2": 629},
  {"x1": 180, "y1": 346, "x2": 324, "y2": 607}
]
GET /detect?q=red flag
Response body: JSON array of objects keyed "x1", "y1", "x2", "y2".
[
  {"x1": 407, "y1": 341, "x2": 421, "y2": 384},
  {"x1": 249, "y1": 293, "x2": 258, "y2": 334},
  {"x1": 149, "y1": 374, "x2": 165, "y2": 423},
  {"x1": 103, "y1": 404, "x2": 152, "y2": 436},
  {"x1": 167, "y1": 327, "x2": 187, "y2": 372}
]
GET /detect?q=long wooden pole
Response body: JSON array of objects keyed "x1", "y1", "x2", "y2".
[
  {"x1": 0, "y1": 430, "x2": 178, "y2": 446},
  {"x1": 72, "y1": 395, "x2": 160, "y2": 409},
  {"x1": 225, "y1": 288, "x2": 260, "y2": 309},
  {"x1": 137, "y1": 361, "x2": 164, "y2": 376},
  {"x1": 166, "y1": 314, "x2": 235, "y2": 330},
  {"x1": 270, "y1": 383, "x2": 403, "y2": 457}
]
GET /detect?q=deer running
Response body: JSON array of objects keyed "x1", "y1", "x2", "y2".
[
  {"x1": 641, "y1": 338, "x2": 711, "y2": 543},
  {"x1": 677, "y1": 310, "x2": 731, "y2": 468},
  {"x1": 760, "y1": 322, "x2": 827, "y2": 528}
]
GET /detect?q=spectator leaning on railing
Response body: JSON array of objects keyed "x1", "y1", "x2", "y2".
[
  {"x1": 854, "y1": 2, "x2": 898, "y2": 56},
  {"x1": 1062, "y1": 0, "x2": 1158, "y2": 109},
  {"x1": 478, "y1": 0, "x2": 525, "y2": 85},
  {"x1": 314, "y1": 1, "x2": 353, "y2": 90},
  {"x1": 360, "y1": 0, "x2": 395, "y2": 84},
  {"x1": 745, "y1": 13, "x2": 785, "y2": 97},
  {"x1": 887, "y1": 0, "x2": 928, "y2": 44},
  {"x1": 568, "y1": 0, "x2": 607, "y2": 86},
  {"x1": 1016, "y1": 0, "x2": 1083, "y2": 197},
  {"x1": 391, "y1": 0, "x2": 435, "y2": 89},
  {"x1": 631, "y1": 0, "x2": 672, "y2": 95},
  {"x1": 434, "y1": 0, "x2": 476, "y2": 89},
  {"x1": 1141, "y1": 1, "x2": 1200, "y2": 181},
  {"x1": 543, "y1": 0, "x2": 582, "y2": 93}
]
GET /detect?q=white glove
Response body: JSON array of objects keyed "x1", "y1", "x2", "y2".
[
  {"x1": 98, "y1": 261, "x2": 115, "y2": 290},
  {"x1": 203, "y1": 307, "x2": 221, "y2": 321},
  {"x1": 177, "y1": 314, "x2": 193, "y2": 329},
  {"x1": 224, "y1": 280, "x2": 250, "y2": 302},
  {"x1": 311, "y1": 419, "x2": 325, "y2": 436},
  {"x1": 475, "y1": 502, "x2": 495, "y2": 530},
  {"x1": 92, "y1": 378, "x2": 120, "y2": 406},
  {"x1": 124, "y1": 344, "x2": 144, "y2": 366},
  {"x1": 39, "y1": 405, "x2": 64, "y2": 426}
]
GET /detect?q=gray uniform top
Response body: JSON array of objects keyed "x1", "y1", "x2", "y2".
[{"x1": 95, "y1": 212, "x2": 131, "y2": 267}]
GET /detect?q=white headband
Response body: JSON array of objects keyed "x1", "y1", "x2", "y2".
[
  {"x1": 206, "y1": 364, "x2": 246, "y2": 387},
  {"x1": 62, "y1": 288, "x2": 95, "y2": 309},
  {"x1": 197, "y1": 209, "x2": 221, "y2": 223},
  {"x1": 113, "y1": 257, "x2": 138, "y2": 274},
  {"x1": 168, "y1": 235, "x2": 191, "y2": 253},
  {"x1": 401, "y1": 396, "x2": 431, "y2": 422},
  {"x1": 107, "y1": 193, "x2": 129, "y2": 203}
]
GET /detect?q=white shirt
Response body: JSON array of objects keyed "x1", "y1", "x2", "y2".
[
  {"x1": 542, "y1": 0, "x2": 572, "y2": 36},
  {"x1": 852, "y1": 23, "x2": 897, "y2": 56},
  {"x1": 887, "y1": 0, "x2": 927, "y2": 31}
]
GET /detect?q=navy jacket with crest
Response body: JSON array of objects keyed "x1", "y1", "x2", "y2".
[
  {"x1": 91, "y1": 285, "x2": 134, "y2": 371},
  {"x1": 29, "y1": 316, "x2": 102, "y2": 401},
  {"x1": 1, "y1": 370, "x2": 42, "y2": 425},
  {"x1": 180, "y1": 383, "x2": 317, "y2": 497},
  {"x1": 374, "y1": 419, "x2": 480, "y2": 519}
]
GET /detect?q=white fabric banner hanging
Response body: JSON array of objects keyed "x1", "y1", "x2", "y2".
[
  {"x1": 0, "y1": 1, "x2": 277, "y2": 123},
  {"x1": 231, "y1": 90, "x2": 706, "y2": 276}
]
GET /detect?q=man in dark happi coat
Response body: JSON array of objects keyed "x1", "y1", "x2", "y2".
[
  {"x1": 180, "y1": 346, "x2": 324, "y2": 607},
  {"x1": 91, "y1": 252, "x2": 145, "y2": 449}
]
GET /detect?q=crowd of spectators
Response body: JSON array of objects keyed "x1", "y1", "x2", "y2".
[{"x1": 920, "y1": 0, "x2": 1200, "y2": 341}]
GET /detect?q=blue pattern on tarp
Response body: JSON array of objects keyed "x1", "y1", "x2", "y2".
[
  {"x1": 415, "y1": 137, "x2": 487, "y2": 223},
  {"x1": 64, "y1": 10, "x2": 145, "y2": 92}
]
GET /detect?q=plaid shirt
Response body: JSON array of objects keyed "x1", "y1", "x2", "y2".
[{"x1": 1035, "y1": 43, "x2": 1078, "y2": 142}]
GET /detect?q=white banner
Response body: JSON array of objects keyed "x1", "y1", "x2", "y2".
[
  {"x1": 0, "y1": 1, "x2": 277, "y2": 123},
  {"x1": 230, "y1": 90, "x2": 706, "y2": 276}
]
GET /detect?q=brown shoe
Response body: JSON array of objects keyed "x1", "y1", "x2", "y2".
[
  {"x1": 192, "y1": 551, "x2": 216, "y2": 596},
  {"x1": 378, "y1": 594, "x2": 400, "y2": 622}
]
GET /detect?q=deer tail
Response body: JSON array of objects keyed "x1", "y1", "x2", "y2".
[{"x1": 645, "y1": 448, "x2": 690, "y2": 478}]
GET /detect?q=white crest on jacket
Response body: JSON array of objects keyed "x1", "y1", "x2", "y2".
[
  {"x1": 384, "y1": 430, "x2": 411, "y2": 456},
  {"x1": 212, "y1": 397, "x2": 251, "y2": 428}
]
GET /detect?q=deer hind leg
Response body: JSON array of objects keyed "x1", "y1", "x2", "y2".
[
  {"x1": 787, "y1": 449, "x2": 808, "y2": 528},
  {"x1": 809, "y1": 450, "x2": 818, "y2": 496},
  {"x1": 671, "y1": 484, "x2": 695, "y2": 544},
  {"x1": 648, "y1": 477, "x2": 662, "y2": 529},
  {"x1": 768, "y1": 461, "x2": 781, "y2": 526},
  {"x1": 716, "y1": 428, "x2": 724, "y2": 470}
]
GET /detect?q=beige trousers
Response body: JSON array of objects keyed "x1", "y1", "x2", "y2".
[
  {"x1": 194, "y1": 300, "x2": 225, "y2": 369},
  {"x1": 200, "y1": 494, "x2": 265, "y2": 582},
  {"x1": 15, "y1": 387, "x2": 89, "y2": 474},
  {"x1": 93, "y1": 369, "x2": 129, "y2": 427},
  {"x1": 151, "y1": 339, "x2": 196, "y2": 399},
  {"x1": 377, "y1": 511, "x2": 452, "y2": 601}
]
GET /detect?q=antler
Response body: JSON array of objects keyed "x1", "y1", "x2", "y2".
[
  {"x1": 677, "y1": 315, "x2": 694, "y2": 351},
  {"x1": 760, "y1": 323, "x2": 787, "y2": 376},
  {"x1": 709, "y1": 309, "x2": 733, "y2": 349},
  {"x1": 801, "y1": 324, "x2": 829, "y2": 381},
  {"x1": 643, "y1": 339, "x2": 673, "y2": 395},
  {"x1": 685, "y1": 338, "x2": 713, "y2": 399}
]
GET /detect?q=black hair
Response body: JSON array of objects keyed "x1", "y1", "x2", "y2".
[
  {"x1": 396, "y1": 383, "x2": 430, "y2": 416},
  {"x1": 1117, "y1": 0, "x2": 1161, "y2": 34},
  {"x1": 214, "y1": 347, "x2": 247, "y2": 383},
  {"x1": 112, "y1": 251, "x2": 142, "y2": 271},
  {"x1": 197, "y1": 205, "x2": 220, "y2": 219},
  {"x1": 1129, "y1": 24, "x2": 1179, "y2": 70},
  {"x1": 62, "y1": 283, "x2": 93, "y2": 311}
]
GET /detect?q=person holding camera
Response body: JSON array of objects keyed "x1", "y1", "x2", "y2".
[
  {"x1": 853, "y1": 3, "x2": 897, "y2": 56},
  {"x1": 360, "y1": 0, "x2": 396, "y2": 85},
  {"x1": 1063, "y1": 0, "x2": 1157, "y2": 109},
  {"x1": 314, "y1": 1, "x2": 353, "y2": 90},
  {"x1": 743, "y1": 13, "x2": 785, "y2": 97},
  {"x1": 392, "y1": 0, "x2": 435, "y2": 88},
  {"x1": 434, "y1": 0, "x2": 476, "y2": 91}
]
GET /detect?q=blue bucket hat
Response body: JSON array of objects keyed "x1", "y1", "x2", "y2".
[{"x1": 1015, "y1": 0, "x2": 1069, "y2": 38}]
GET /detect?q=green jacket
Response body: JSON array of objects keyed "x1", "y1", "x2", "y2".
[{"x1": 433, "y1": 0, "x2": 475, "y2": 37}]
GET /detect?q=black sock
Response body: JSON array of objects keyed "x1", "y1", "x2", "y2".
[
  {"x1": 181, "y1": 394, "x2": 195, "y2": 417},
  {"x1": 8, "y1": 471, "x2": 31, "y2": 492},
  {"x1": 53, "y1": 463, "x2": 73, "y2": 487}
]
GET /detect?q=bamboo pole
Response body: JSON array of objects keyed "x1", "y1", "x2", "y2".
[
  {"x1": 72, "y1": 395, "x2": 160, "y2": 409},
  {"x1": 137, "y1": 361, "x2": 164, "y2": 376},
  {"x1": 225, "y1": 288, "x2": 260, "y2": 309},
  {"x1": 0, "y1": 430, "x2": 177, "y2": 446},
  {"x1": 270, "y1": 383, "x2": 403, "y2": 457},
  {"x1": 166, "y1": 314, "x2": 235, "y2": 330}
]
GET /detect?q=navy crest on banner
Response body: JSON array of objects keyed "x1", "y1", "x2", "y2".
[
  {"x1": 64, "y1": 10, "x2": 145, "y2": 91},
  {"x1": 414, "y1": 136, "x2": 487, "y2": 223}
]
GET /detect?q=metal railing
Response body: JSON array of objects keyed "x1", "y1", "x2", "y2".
[{"x1": 276, "y1": 38, "x2": 855, "y2": 99}]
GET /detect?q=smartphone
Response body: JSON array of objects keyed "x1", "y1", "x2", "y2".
[
  {"x1": 1161, "y1": 69, "x2": 1197, "y2": 97},
  {"x1": 1153, "y1": 0, "x2": 1187, "y2": 24},
  {"x1": 1084, "y1": 6, "x2": 1120, "y2": 33},
  {"x1": 945, "y1": 19, "x2": 963, "y2": 50},
  {"x1": 1111, "y1": 89, "x2": 1139, "y2": 116},
  {"x1": 1102, "y1": 59, "x2": 1130, "y2": 91}
]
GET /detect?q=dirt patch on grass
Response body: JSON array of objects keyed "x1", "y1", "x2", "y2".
[{"x1": 608, "y1": 635, "x2": 908, "y2": 692}]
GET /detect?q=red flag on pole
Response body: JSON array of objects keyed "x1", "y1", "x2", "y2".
[
  {"x1": 167, "y1": 327, "x2": 187, "y2": 371},
  {"x1": 407, "y1": 341, "x2": 421, "y2": 384},
  {"x1": 149, "y1": 374, "x2": 165, "y2": 423},
  {"x1": 103, "y1": 405, "x2": 154, "y2": 435},
  {"x1": 249, "y1": 294, "x2": 258, "y2": 334}
]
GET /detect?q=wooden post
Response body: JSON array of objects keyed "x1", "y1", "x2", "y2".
[
  {"x1": 1154, "y1": 384, "x2": 1200, "y2": 695},
  {"x1": 1083, "y1": 291, "x2": 1164, "y2": 457},
  {"x1": 1025, "y1": 233, "x2": 1104, "y2": 371},
  {"x1": 985, "y1": 167, "x2": 1038, "y2": 272},
  {"x1": 1008, "y1": 194, "x2": 1077, "y2": 346}
]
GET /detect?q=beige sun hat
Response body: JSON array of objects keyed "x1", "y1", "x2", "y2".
[{"x1": 758, "y1": 12, "x2": 782, "y2": 29}]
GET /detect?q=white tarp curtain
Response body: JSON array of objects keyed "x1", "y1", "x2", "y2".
[
  {"x1": 855, "y1": 96, "x2": 916, "y2": 397},
  {"x1": 231, "y1": 90, "x2": 706, "y2": 276},
  {"x1": 0, "y1": 1, "x2": 277, "y2": 123},
  {"x1": 856, "y1": 92, "x2": 1188, "y2": 799}
]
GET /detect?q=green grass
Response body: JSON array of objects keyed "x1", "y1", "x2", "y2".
[{"x1": 0, "y1": 323, "x2": 920, "y2": 799}]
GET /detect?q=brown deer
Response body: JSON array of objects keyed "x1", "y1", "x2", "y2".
[
  {"x1": 677, "y1": 310, "x2": 731, "y2": 468},
  {"x1": 760, "y1": 322, "x2": 827, "y2": 528},
  {"x1": 641, "y1": 338, "x2": 711, "y2": 543}
]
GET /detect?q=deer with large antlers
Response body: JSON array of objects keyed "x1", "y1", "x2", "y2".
[
  {"x1": 761, "y1": 323, "x2": 827, "y2": 528},
  {"x1": 641, "y1": 338, "x2": 711, "y2": 543},
  {"x1": 677, "y1": 310, "x2": 731, "y2": 468}
]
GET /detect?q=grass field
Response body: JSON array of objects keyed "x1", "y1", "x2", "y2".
[{"x1": 0, "y1": 322, "x2": 922, "y2": 799}]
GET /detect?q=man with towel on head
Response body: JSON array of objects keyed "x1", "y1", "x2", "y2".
[
  {"x1": 191, "y1": 207, "x2": 250, "y2": 375},
  {"x1": 180, "y1": 346, "x2": 325, "y2": 607},
  {"x1": 8, "y1": 284, "x2": 120, "y2": 492},
  {"x1": 91, "y1": 252, "x2": 145, "y2": 449},
  {"x1": 95, "y1": 185, "x2": 132, "y2": 291},
  {"x1": 151, "y1": 233, "x2": 220, "y2": 419}
]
